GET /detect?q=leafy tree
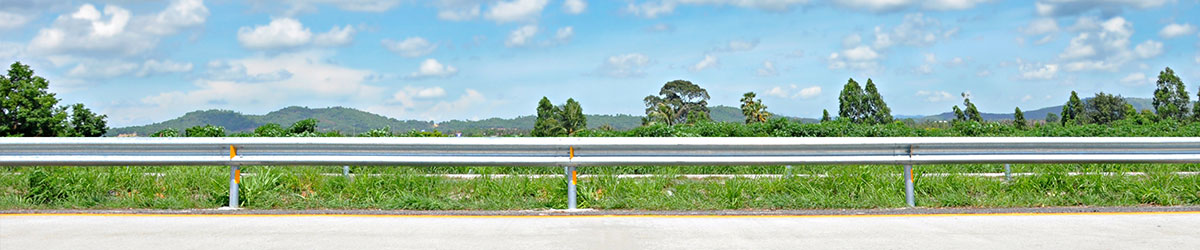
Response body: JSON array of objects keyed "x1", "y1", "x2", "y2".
[
  {"x1": 862, "y1": 79, "x2": 893, "y2": 124},
  {"x1": 643, "y1": 80, "x2": 710, "y2": 125},
  {"x1": 1194, "y1": 86, "x2": 1200, "y2": 122},
  {"x1": 820, "y1": 109, "x2": 831, "y2": 123},
  {"x1": 962, "y1": 93, "x2": 982, "y2": 122},
  {"x1": 952, "y1": 106, "x2": 965, "y2": 122},
  {"x1": 561, "y1": 98, "x2": 586, "y2": 134},
  {"x1": 254, "y1": 123, "x2": 286, "y2": 137},
  {"x1": 151, "y1": 128, "x2": 180, "y2": 137},
  {"x1": 288, "y1": 118, "x2": 319, "y2": 134},
  {"x1": 1152, "y1": 67, "x2": 1191, "y2": 121},
  {"x1": 739, "y1": 92, "x2": 770, "y2": 124},
  {"x1": 1061, "y1": 91, "x2": 1084, "y2": 125},
  {"x1": 358, "y1": 127, "x2": 393, "y2": 137},
  {"x1": 532, "y1": 97, "x2": 564, "y2": 136},
  {"x1": 1085, "y1": 92, "x2": 1127, "y2": 124},
  {"x1": 65, "y1": 103, "x2": 107, "y2": 137},
  {"x1": 185, "y1": 125, "x2": 226, "y2": 137},
  {"x1": 837, "y1": 78, "x2": 865, "y2": 123},
  {"x1": 1013, "y1": 107, "x2": 1026, "y2": 129},
  {"x1": 1045, "y1": 113, "x2": 1059, "y2": 124},
  {"x1": 685, "y1": 110, "x2": 711, "y2": 124},
  {"x1": 1, "y1": 62, "x2": 68, "y2": 136}
]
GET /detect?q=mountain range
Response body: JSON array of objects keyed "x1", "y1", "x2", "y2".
[{"x1": 106, "y1": 97, "x2": 1157, "y2": 136}]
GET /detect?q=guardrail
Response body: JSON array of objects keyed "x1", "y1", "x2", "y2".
[{"x1": 3, "y1": 137, "x2": 1199, "y2": 209}]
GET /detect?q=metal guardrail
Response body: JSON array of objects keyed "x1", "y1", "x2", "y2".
[{"x1": 3, "y1": 137, "x2": 1199, "y2": 209}]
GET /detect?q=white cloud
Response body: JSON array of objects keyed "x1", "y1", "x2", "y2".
[
  {"x1": 564, "y1": 0, "x2": 587, "y2": 14},
  {"x1": 313, "y1": 25, "x2": 356, "y2": 46},
  {"x1": 67, "y1": 60, "x2": 139, "y2": 78},
  {"x1": 1035, "y1": 0, "x2": 1169, "y2": 16},
  {"x1": 757, "y1": 60, "x2": 778, "y2": 76},
  {"x1": 555, "y1": 26, "x2": 574, "y2": 42},
  {"x1": 596, "y1": 53, "x2": 651, "y2": 78},
  {"x1": 828, "y1": 45, "x2": 881, "y2": 71},
  {"x1": 408, "y1": 58, "x2": 459, "y2": 79},
  {"x1": 871, "y1": 13, "x2": 955, "y2": 49},
  {"x1": 1120, "y1": 72, "x2": 1147, "y2": 86},
  {"x1": 287, "y1": 0, "x2": 404, "y2": 12},
  {"x1": 647, "y1": 23, "x2": 674, "y2": 32},
  {"x1": 438, "y1": 5, "x2": 481, "y2": 21},
  {"x1": 382, "y1": 37, "x2": 438, "y2": 57},
  {"x1": 1021, "y1": 94, "x2": 1033, "y2": 102},
  {"x1": 1160, "y1": 23, "x2": 1196, "y2": 39},
  {"x1": 486, "y1": 0, "x2": 549, "y2": 23},
  {"x1": 0, "y1": 11, "x2": 34, "y2": 30},
  {"x1": 690, "y1": 54, "x2": 718, "y2": 72},
  {"x1": 1017, "y1": 61, "x2": 1059, "y2": 80},
  {"x1": 833, "y1": 0, "x2": 991, "y2": 12},
  {"x1": 915, "y1": 90, "x2": 954, "y2": 102},
  {"x1": 389, "y1": 86, "x2": 448, "y2": 109},
  {"x1": 137, "y1": 59, "x2": 193, "y2": 77},
  {"x1": 143, "y1": 0, "x2": 209, "y2": 35},
  {"x1": 843, "y1": 34, "x2": 862, "y2": 47},
  {"x1": 797, "y1": 86, "x2": 822, "y2": 99},
  {"x1": 425, "y1": 89, "x2": 487, "y2": 119},
  {"x1": 722, "y1": 39, "x2": 759, "y2": 52},
  {"x1": 505, "y1": 24, "x2": 539, "y2": 47},
  {"x1": 237, "y1": 18, "x2": 312, "y2": 49},
  {"x1": 1133, "y1": 40, "x2": 1162, "y2": 59},
  {"x1": 626, "y1": 0, "x2": 811, "y2": 18},
  {"x1": 1022, "y1": 18, "x2": 1059, "y2": 35},
  {"x1": 1056, "y1": 16, "x2": 1138, "y2": 72}
]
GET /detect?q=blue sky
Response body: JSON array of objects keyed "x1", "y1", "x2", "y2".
[{"x1": 1, "y1": 0, "x2": 1198, "y2": 127}]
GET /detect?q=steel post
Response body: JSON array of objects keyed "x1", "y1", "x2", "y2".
[
  {"x1": 1004, "y1": 164, "x2": 1012, "y2": 182},
  {"x1": 565, "y1": 166, "x2": 577, "y2": 210},
  {"x1": 785, "y1": 165, "x2": 793, "y2": 178},
  {"x1": 229, "y1": 165, "x2": 240, "y2": 208},
  {"x1": 904, "y1": 164, "x2": 914, "y2": 207},
  {"x1": 343, "y1": 165, "x2": 350, "y2": 180}
]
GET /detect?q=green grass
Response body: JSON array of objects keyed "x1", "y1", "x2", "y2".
[{"x1": 1, "y1": 164, "x2": 1197, "y2": 210}]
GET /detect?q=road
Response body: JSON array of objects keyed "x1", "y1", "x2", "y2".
[{"x1": 3, "y1": 211, "x2": 1198, "y2": 249}]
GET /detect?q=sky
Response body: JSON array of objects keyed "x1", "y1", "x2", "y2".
[{"x1": 1, "y1": 0, "x2": 1198, "y2": 127}]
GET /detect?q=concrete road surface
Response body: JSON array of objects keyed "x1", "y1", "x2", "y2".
[{"x1": 3, "y1": 211, "x2": 1198, "y2": 249}]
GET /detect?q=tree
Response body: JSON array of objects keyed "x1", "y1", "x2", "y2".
[
  {"x1": 151, "y1": 128, "x2": 180, "y2": 137},
  {"x1": 644, "y1": 80, "x2": 710, "y2": 125},
  {"x1": 1013, "y1": 107, "x2": 1026, "y2": 129},
  {"x1": 288, "y1": 118, "x2": 319, "y2": 134},
  {"x1": 1061, "y1": 91, "x2": 1084, "y2": 125},
  {"x1": 1085, "y1": 92, "x2": 1127, "y2": 124},
  {"x1": 533, "y1": 97, "x2": 565, "y2": 136},
  {"x1": 561, "y1": 98, "x2": 586, "y2": 134},
  {"x1": 1045, "y1": 113, "x2": 1059, "y2": 124},
  {"x1": 821, "y1": 109, "x2": 831, "y2": 123},
  {"x1": 837, "y1": 78, "x2": 865, "y2": 123},
  {"x1": 862, "y1": 79, "x2": 893, "y2": 124},
  {"x1": 962, "y1": 93, "x2": 982, "y2": 122},
  {"x1": 65, "y1": 103, "x2": 107, "y2": 137},
  {"x1": 739, "y1": 92, "x2": 770, "y2": 124},
  {"x1": 1152, "y1": 67, "x2": 1191, "y2": 121},
  {"x1": 255, "y1": 123, "x2": 286, "y2": 137},
  {"x1": 1, "y1": 62, "x2": 67, "y2": 136},
  {"x1": 952, "y1": 106, "x2": 965, "y2": 122},
  {"x1": 185, "y1": 125, "x2": 226, "y2": 137},
  {"x1": 1194, "y1": 86, "x2": 1200, "y2": 122}
]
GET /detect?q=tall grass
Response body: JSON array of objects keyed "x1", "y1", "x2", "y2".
[{"x1": 2, "y1": 164, "x2": 1196, "y2": 210}]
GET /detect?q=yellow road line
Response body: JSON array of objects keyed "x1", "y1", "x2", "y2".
[{"x1": 1, "y1": 211, "x2": 1197, "y2": 219}]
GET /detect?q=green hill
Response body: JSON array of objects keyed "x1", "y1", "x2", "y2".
[{"x1": 916, "y1": 97, "x2": 1158, "y2": 121}]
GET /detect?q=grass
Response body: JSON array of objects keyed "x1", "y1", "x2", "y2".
[{"x1": 1, "y1": 164, "x2": 1197, "y2": 210}]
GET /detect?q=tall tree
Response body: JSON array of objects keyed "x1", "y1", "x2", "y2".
[
  {"x1": 1, "y1": 62, "x2": 67, "y2": 136},
  {"x1": 837, "y1": 78, "x2": 866, "y2": 123},
  {"x1": 1194, "y1": 86, "x2": 1200, "y2": 122},
  {"x1": 1061, "y1": 91, "x2": 1084, "y2": 125},
  {"x1": 739, "y1": 92, "x2": 770, "y2": 124},
  {"x1": 65, "y1": 103, "x2": 107, "y2": 137},
  {"x1": 533, "y1": 97, "x2": 565, "y2": 136},
  {"x1": 1013, "y1": 107, "x2": 1026, "y2": 129},
  {"x1": 561, "y1": 98, "x2": 586, "y2": 134},
  {"x1": 1085, "y1": 92, "x2": 1127, "y2": 124},
  {"x1": 862, "y1": 79, "x2": 893, "y2": 124},
  {"x1": 1045, "y1": 113, "x2": 1059, "y2": 124},
  {"x1": 644, "y1": 80, "x2": 710, "y2": 125},
  {"x1": 1152, "y1": 67, "x2": 1191, "y2": 120},
  {"x1": 820, "y1": 109, "x2": 831, "y2": 123},
  {"x1": 962, "y1": 93, "x2": 982, "y2": 122},
  {"x1": 952, "y1": 106, "x2": 965, "y2": 122}
]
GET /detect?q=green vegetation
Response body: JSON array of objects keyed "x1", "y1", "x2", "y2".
[
  {"x1": 1, "y1": 62, "x2": 107, "y2": 137},
  {"x1": 1153, "y1": 67, "x2": 1191, "y2": 121},
  {"x1": 532, "y1": 97, "x2": 587, "y2": 136},
  {"x1": 643, "y1": 80, "x2": 711, "y2": 126},
  {"x1": 740, "y1": 92, "x2": 770, "y2": 124}
]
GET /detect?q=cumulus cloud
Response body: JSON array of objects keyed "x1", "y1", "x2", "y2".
[
  {"x1": 717, "y1": 39, "x2": 759, "y2": 52},
  {"x1": 828, "y1": 45, "x2": 881, "y2": 71},
  {"x1": 1017, "y1": 61, "x2": 1059, "y2": 80},
  {"x1": 1119, "y1": 72, "x2": 1147, "y2": 86},
  {"x1": 408, "y1": 59, "x2": 459, "y2": 79},
  {"x1": 915, "y1": 90, "x2": 954, "y2": 102},
  {"x1": 596, "y1": 53, "x2": 651, "y2": 78},
  {"x1": 564, "y1": 0, "x2": 587, "y2": 14},
  {"x1": 832, "y1": 0, "x2": 992, "y2": 12},
  {"x1": 1055, "y1": 16, "x2": 1142, "y2": 72},
  {"x1": 1035, "y1": 0, "x2": 1169, "y2": 17},
  {"x1": 389, "y1": 86, "x2": 448, "y2": 109},
  {"x1": 1160, "y1": 23, "x2": 1196, "y2": 39},
  {"x1": 382, "y1": 37, "x2": 438, "y2": 57},
  {"x1": 137, "y1": 59, "x2": 194, "y2": 77},
  {"x1": 486, "y1": 0, "x2": 549, "y2": 23},
  {"x1": 555, "y1": 26, "x2": 574, "y2": 42},
  {"x1": 690, "y1": 55, "x2": 718, "y2": 72},
  {"x1": 0, "y1": 11, "x2": 34, "y2": 30},
  {"x1": 871, "y1": 13, "x2": 956, "y2": 49},
  {"x1": 1133, "y1": 40, "x2": 1162, "y2": 59},
  {"x1": 505, "y1": 24, "x2": 539, "y2": 47},
  {"x1": 797, "y1": 86, "x2": 822, "y2": 98},
  {"x1": 313, "y1": 25, "x2": 356, "y2": 46},
  {"x1": 757, "y1": 60, "x2": 778, "y2": 76},
  {"x1": 437, "y1": 4, "x2": 481, "y2": 21},
  {"x1": 237, "y1": 18, "x2": 312, "y2": 49},
  {"x1": 29, "y1": 1, "x2": 208, "y2": 56},
  {"x1": 766, "y1": 84, "x2": 821, "y2": 99},
  {"x1": 626, "y1": 0, "x2": 811, "y2": 18}
]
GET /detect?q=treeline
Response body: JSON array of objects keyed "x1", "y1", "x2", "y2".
[{"x1": 2, "y1": 62, "x2": 107, "y2": 137}]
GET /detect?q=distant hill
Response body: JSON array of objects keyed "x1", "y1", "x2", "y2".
[
  {"x1": 915, "y1": 97, "x2": 1157, "y2": 121},
  {"x1": 108, "y1": 105, "x2": 813, "y2": 136}
]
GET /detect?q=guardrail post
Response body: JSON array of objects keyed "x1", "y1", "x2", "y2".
[
  {"x1": 229, "y1": 165, "x2": 240, "y2": 209},
  {"x1": 904, "y1": 164, "x2": 915, "y2": 207},
  {"x1": 785, "y1": 165, "x2": 793, "y2": 178},
  {"x1": 343, "y1": 165, "x2": 351, "y2": 181},
  {"x1": 565, "y1": 166, "x2": 577, "y2": 210},
  {"x1": 1004, "y1": 164, "x2": 1011, "y2": 182}
]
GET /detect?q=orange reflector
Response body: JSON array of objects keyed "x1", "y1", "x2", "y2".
[
  {"x1": 569, "y1": 146, "x2": 574, "y2": 159},
  {"x1": 229, "y1": 145, "x2": 237, "y2": 159},
  {"x1": 234, "y1": 169, "x2": 241, "y2": 184},
  {"x1": 571, "y1": 170, "x2": 577, "y2": 185}
]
